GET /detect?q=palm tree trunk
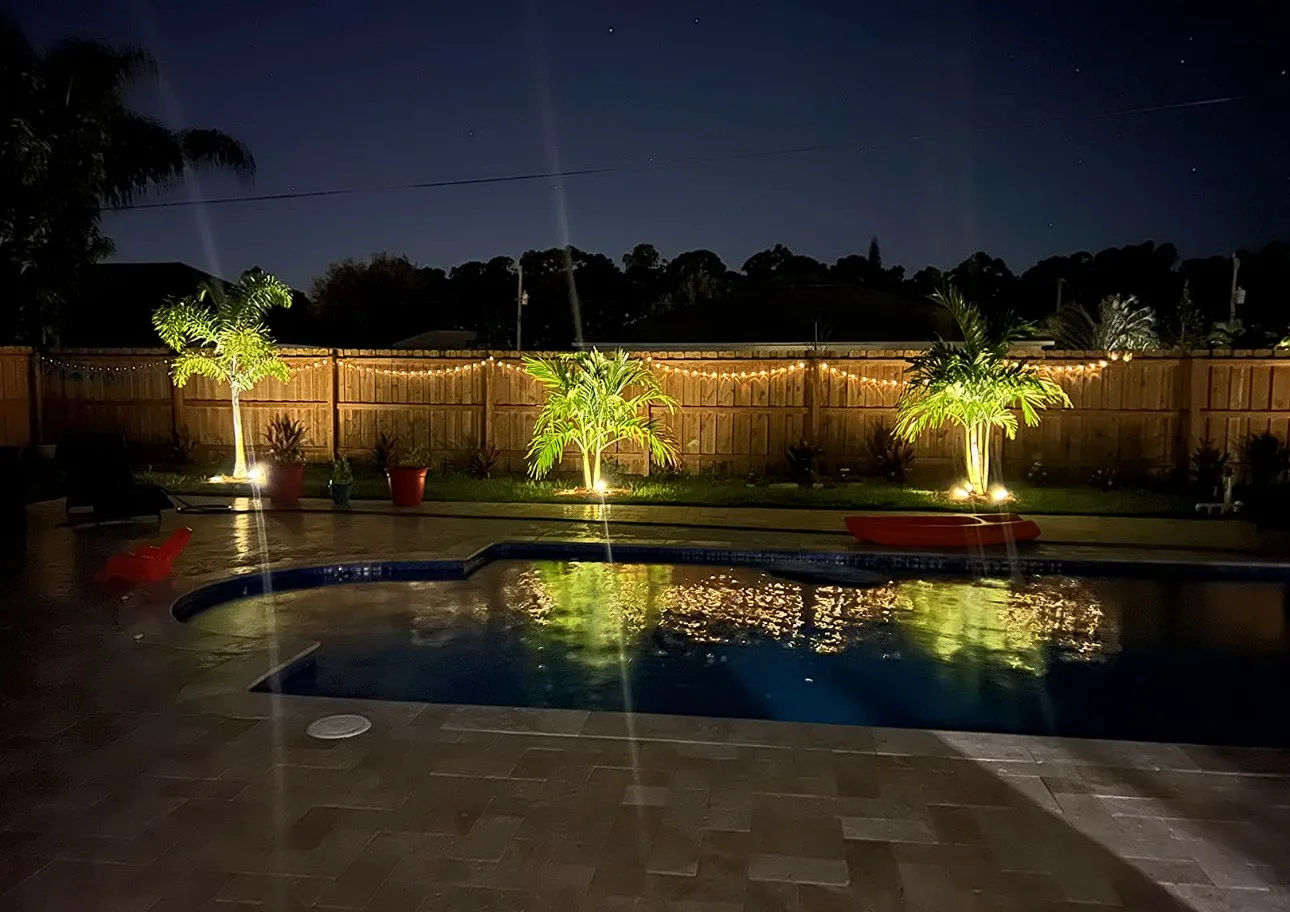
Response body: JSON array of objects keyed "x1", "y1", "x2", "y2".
[
  {"x1": 965, "y1": 424, "x2": 986, "y2": 492},
  {"x1": 231, "y1": 386, "x2": 248, "y2": 478},
  {"x1": 981, "y1": 428, "x2": 992, "y2": 491},
  {"x1": 580, "y1": 450, "x2": 593, "y2": 490},
  {"x1": 592, "y1": 449, "x2": 603, "y2": 489}
]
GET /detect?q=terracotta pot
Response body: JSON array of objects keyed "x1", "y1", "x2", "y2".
[
  {"x1": 267, "y1": 463, "x2": 306, "y2": 506},
  {"x1": 387, "y1": 466, "x2": 427, "y2": 507}
]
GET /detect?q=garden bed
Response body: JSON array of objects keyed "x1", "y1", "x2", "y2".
[{"x1": 134, "y1": 460, "x2": 1194, "y2": 516}]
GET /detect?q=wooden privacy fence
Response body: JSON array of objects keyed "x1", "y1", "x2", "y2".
[{"x1": 10, "y1": 347, "x2": 1290, "y2": 478}]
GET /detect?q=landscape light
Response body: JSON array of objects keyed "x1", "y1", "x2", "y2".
[
  {"x1": 592, "y1": 479, "x2": 609, "y2": 494},
  {"x1": 989, "y1": 485, "x2": 1011, "y2": 503},
  {"x1": 205, "y1": 464, "x2": 267, "y2": 486},
  {"x1": 949, "y1": 484, "x2": 971, "y2": 500}
]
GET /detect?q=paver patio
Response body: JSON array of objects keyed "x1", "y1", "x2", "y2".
[{"x1": 0, "y1": 500, "x2": 1287, "y2": 911}]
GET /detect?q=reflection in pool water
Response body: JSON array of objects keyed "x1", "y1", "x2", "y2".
[
  {"x1": 506, "y1": 563, "x2": 1110, "y2": 673},
  {"x1": 189, "y1": 560, "x2": 1290, "y2": 745}
]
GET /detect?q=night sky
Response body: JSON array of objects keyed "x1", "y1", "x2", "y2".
[{"x1": 14, "y1": 0, "x2": 1290, "y2": 289}]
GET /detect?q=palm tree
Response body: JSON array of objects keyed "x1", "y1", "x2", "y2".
[
  {"x1": 153, "y1": 269, "x2": 293, "y2": 479},
  {"x1": 1048, "y1": 294, "x2": 1159, "y2": 351},
  {"x1": 896, "y1": 288, "x2": 1069, "y2": 494},
  {"x1": 524, "y1": 349, "x2": 679, "y2": 490},
  {"x1": 1, "y1": 16, "x2": 254, "y2": 343}
]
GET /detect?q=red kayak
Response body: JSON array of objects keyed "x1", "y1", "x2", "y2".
[{"x1": 844, "y1": 513, "x2": 1041, "y2": 548}]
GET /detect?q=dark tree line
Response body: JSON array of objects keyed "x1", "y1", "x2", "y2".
[{"x1": 292, "y1": 239, "x2": 1290, "y2": 350}]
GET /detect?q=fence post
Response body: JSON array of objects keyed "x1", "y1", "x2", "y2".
[
  {"x1": 168, "y1": 364, "x2": 182, "y2": 444},
  {"x1": 805, "y1": 355, "x2": 821, "y2": 446},
  {"x1": 328, "y1": 351, "x2": 339, "y2": 458},
  {"x1": 481, "y1": 356, "x2": 494, "y2": 451},
  {"x1": 1184, "y1": 354, "x2": 1207, "y2": 469},
  {"x1": 28, "y1": 351, "x2": 43, "y2": 446}
]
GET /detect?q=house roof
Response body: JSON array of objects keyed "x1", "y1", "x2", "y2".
[
  {"x1": 61, "y1": 262, "x2": 228, "y2": 347},
  {"x1": 595, "y1": 281, "x2": 955, "y2": 347},
  {"x1": 60, "y1": 262, "x2": 311, "y2": 347},
  {"x1": 391, "y1": 329, "x2": 479, "y2": 350}
]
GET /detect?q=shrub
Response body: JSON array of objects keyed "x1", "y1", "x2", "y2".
[
  {"x1": 1191, "y1": 438, "x2": 1229, "y2": 499},
  {"x1": 866, "y1": 424, "x2": 915, "y2": 482},
  {"x1": 785, "y1": 439, "x2": 822, "y2": 484},
  {"x1": 1244, "y1": 432, "x2": 1289, "y2": 488},
  {"x1": 170, "y1": 425, "x2": 198, "y2": 465},
  {"x1": 330, "y1": 456, "x2": 353, "y2": 485},
  {"x1": 469, "y1": 444, "x2": 501, "y2": 479}
]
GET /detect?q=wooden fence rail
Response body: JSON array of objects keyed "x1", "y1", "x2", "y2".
[{"x1": 7, "y1": 346, "x2": 1290, "y2": 479}]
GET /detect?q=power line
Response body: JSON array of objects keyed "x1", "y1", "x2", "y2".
[{"x1": 106, "y1": 94, "x2": 1248, "y2": 213}]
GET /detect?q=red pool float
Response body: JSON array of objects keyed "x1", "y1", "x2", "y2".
[
  {"x1": 97, "y1": 527, "x2": 193, "y2": 583},
  {"x1": 844, "y1": 513, "x2": 1040, "y2": 548}
]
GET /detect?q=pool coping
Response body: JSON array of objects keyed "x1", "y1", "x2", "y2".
[{"x1": 171, "y1": 537, "x2": 1290, "y2": 623}]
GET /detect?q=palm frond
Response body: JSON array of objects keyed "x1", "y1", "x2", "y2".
[
  {"x1": 898, "y1": 285, "x2": 1071, "y2": 444},
  {"x1": 523, "y1": 349, "x2": 678, "y2": 480}
]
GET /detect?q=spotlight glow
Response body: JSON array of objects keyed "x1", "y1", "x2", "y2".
[
  {"x1": 592, "y1": 479, "x2": 609, "y2": 494},
  {"x1": 949, "y1": 485, "x2": 971, "y2": 501},
  {"x1": 989, "y1": 485, "x2": 1012, "y2": 503}
]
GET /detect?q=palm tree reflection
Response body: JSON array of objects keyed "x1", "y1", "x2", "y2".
[{"x1": 506, "y1": 562, "x2": 1111, "y2": 675}]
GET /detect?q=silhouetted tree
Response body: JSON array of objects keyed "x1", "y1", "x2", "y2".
[
  {"x1": 665, "y1": 250, "x2": 730, "y2": 311},
  {"x1": 308, "y1": 253, "x2": 445, "y2": 346},
  {"x1": 1, "y1": 15, "x2": 255, "y2": 343},
  {"x1": 622, "y1": 243, "x2": 667, "y2": 319}
]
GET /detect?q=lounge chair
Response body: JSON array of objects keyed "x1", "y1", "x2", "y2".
[
  {"x1": 97, "y1": 527, "x2": 192, "y2": 583},
  {"x1": 57, "y1": 434, "x2": 173, "y2": 523}
]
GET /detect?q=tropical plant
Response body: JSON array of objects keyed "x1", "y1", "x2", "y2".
[
  {"x1": 170, "y1": 425, "x2": 198, "y2": 465},
  {"x1": 1244, "y1": 432, "x2": 1288, "y2": 489},
  {"x1": 1, "y1": 16, "x2": 255, "y2": 343},
  {"x1": 1191, "y1": 438, "x2": 1229, "y2": 499},
  {"x1": 330, "y1": 456, "x2": 354, "y2": 485},
  {"x1": 152, "y1": 269, "x2": 293, "y2": 478},
  {"x1": 396, "y1": 445, "x2": 430, "y2": 469},
  {"x1": 468, "y1": 444, "x2": 501, "y2": 479},
  {"x1": 374, "y1": 430, "x2": 398, "y2": 468},
  {"x1": 524, "y1": 349, "x2": 678, "y2": 490},
  {"x1": 1048, "y1": 295, "x2": 1159, "y2": 352},
  {"x1": 785, "y1": 439, "x2": 823, "y2": 484},
  {"x1": 896, "y1": 287, "x2": 1070, "y2": 493},
  {"x1": 1207, "y1": 319, "x2": 1244, "y2": 348},
  {"x1": 265, "y1": 415, "x2": 306, "y2": 466},
  {"x1": 867, "y1": 424, "x2": 916, "y2": 482}
]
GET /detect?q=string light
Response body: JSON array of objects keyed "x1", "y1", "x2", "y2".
[
  {"x1": 820, "y1": 362, "x2": 904, "y2": 388},
  {"x1": 643, "y1": 357, "x2": 808, "y2": 381},
  {"x1": 42, "y1": 354, "x2": 332, "y2": 377},
  {"x1": 341, "y1": 356, "x2": 496, "y2": 378},
  {"x1": 283, "y1": 357, "x2": 332, "y2": 370},
  {"x1": 40, "y1": 355, "x2": 171, "y2": 375},
  {"x1": 1029, "y1": 358, "x2": 1111, "y2": 377}
]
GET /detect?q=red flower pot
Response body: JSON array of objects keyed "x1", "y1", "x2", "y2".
[
  {"x1": 387, "y1": 466, "x2": 428, "y2": 507},
  {"x1": 267, "y1": 463, "x2": 306, "y2": 506}
]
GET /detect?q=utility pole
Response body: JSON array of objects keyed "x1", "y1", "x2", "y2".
[
  {"x1": 1055, "y1": 277, "x2": 1065, "y2": 313},
  {"x1": 515, "y1": 263, "x2": 525, "y2": 352},
  {"x1": 1229, "y1": 254, "x2": 1241, "y2": 324}
]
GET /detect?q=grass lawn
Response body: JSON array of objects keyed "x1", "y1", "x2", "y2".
[{"x1": 134, "y1": 459, "x2": 1195, "y2": 516}]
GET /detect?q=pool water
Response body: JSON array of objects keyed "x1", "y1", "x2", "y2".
[{"x1": 190, "y1": 560, "x2": 1290, "y2": 746}]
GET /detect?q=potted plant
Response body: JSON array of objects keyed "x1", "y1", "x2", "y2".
[
  {"x1": 264, "y1": 415, "x2": 307, "y2": 505},
  {"x1": 387, "y1": 444, "x2": 429, "y2": 507},
  {"x1": 329, "y1": 456, "x2": 353, "y2": 506}
]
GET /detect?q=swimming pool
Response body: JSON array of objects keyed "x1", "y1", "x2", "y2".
[{"x1": 183, "y1": 553, "x2": 1290, "y2": 747}]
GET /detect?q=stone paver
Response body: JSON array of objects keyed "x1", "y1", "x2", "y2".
[{"x1": 0, "y1": 501, "x2": 1287, "y2": 910}]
